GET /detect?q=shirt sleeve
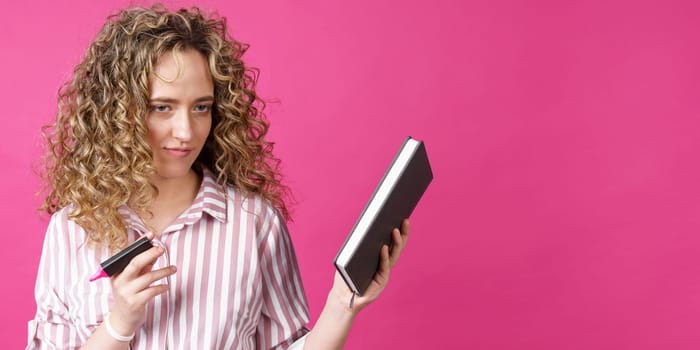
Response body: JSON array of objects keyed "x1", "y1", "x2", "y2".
[
  {"x1": 26, "y1": 211, "x2": 81, "y2": 350},
  {"x1": 255, "y1": 206, "x2": 310, "y2": 350}
]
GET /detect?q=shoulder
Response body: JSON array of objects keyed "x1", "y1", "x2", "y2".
[
  {"x1": 41, "y1": 205, "x2": 91, "y2": 256},
  {"x1": 46, "y1": 205, "x2": 79, "y2": 231},
  {"x1": 224, "y1": 186, "x2": 282, "y2": 226},
  {"x1": 218, "y1": 186, "x2": 293, "y2": 252}
]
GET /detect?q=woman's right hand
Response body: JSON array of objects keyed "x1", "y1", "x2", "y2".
[{"x1": 107, "y1": 235, "x2": 176, "y2": 337}]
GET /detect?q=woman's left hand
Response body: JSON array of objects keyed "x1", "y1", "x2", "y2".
[
  {"x1": 330, "y1": 219, "x2": 410, "y2": 312},
  {"x1": 304, "y1": 220, "x2": 411, "y2": 348}
]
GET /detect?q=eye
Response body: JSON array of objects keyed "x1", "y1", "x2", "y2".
[
  {"x1": 150, "y1": 104, "x2": 171, "y2": 112},
  {"x1": 194, "y1": 104, "x2": 212, "y2": 113}
]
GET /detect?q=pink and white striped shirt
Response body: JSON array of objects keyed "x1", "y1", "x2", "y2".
[{"x1": 27, "y1": 168, "x2": 310, "y2": 349}]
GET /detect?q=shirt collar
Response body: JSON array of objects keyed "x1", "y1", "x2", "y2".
[
  {"x1": 118, "y1": 167, "x2": 228, "y2": 234},
  {"x1": 182, "y1": 167, "x2": 228, "y2": 224}
]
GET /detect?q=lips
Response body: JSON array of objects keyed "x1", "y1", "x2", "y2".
[{"x1": 164, "y1": 147, "x2": 193, "y2": 158}]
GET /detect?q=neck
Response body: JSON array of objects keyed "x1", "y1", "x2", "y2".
[
  {"x1": 150, "y1": 169, "x2": 201, "y2": 204},
  {"x1": 143, "y1": 169, "x2": 202, "y2": 233}
]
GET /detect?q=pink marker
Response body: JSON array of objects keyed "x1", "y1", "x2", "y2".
[{"x1": 89, "y1": 237, "x2": 154, "y2": 281}]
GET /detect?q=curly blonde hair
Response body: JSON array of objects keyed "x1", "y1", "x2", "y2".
[{"x1": 41, "y1": 4, "x2": 290, "y2": 251}]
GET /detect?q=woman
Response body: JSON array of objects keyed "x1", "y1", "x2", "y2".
[{"x1": 28, "y1": 4, "x2": 409, "y2": 349}]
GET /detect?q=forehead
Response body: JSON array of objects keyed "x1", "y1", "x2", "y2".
[{"x1": 150, "y1": 49, "x2": 214, "y2": 98}]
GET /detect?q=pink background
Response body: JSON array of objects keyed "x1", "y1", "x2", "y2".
[{"x1": 2, "y1": 0, "x2": 700, "y2": 348}]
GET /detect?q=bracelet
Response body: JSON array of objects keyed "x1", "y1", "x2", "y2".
[{"x1": 104, "y1": 314, "x2": 135, "y2": 342}]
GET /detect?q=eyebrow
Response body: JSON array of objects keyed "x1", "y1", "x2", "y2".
[{"x1": 149, "y1": 96, "x2": 215, "y2": 103}]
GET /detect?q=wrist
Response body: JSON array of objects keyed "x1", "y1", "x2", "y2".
[
  {"x1": 105, "y1": 313, "x2": 136, "y2": 342},
  {"x1": 327, "y1": 288, "x2": 362, "y2": 317}
]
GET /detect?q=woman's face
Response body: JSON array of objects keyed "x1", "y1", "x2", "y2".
[{"x1": 146, "y1": 49, "x2": 214, "y2": 181}]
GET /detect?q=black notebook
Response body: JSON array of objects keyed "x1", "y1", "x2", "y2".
[{"x1": 334, "y1": 136, "x2": 433, "y2": 296}]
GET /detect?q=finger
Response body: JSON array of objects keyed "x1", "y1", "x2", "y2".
[
  {"x1": 140, "y1": 260, "x2": 158, "y2": 275},
  {"x1": 139, "y1": 234, "x2": 161, "y2": 274},
  {"x1": 134, "y1": 284, "x2": 171, "y2": 305},
  {"x1": 132, "y1": 265, "x2": 177, "y2": 291},
  {"x1": 374, "y1": 245, "x2": 391, "y2": 284},
  {"x1": 389, "y1": 228, "x2": 404, "y2": 267},
  {"x1": 139, "y1": 257, "x2": 159, "y2": 275},
  {"x1": 118, "y1": 246, "x2": 165, "y2": 280},
  {"x1": 400, "y1": 219, "x2": 410, "y2": 241},
  {"x1": 381, "y1": 244, "x2": 391, "y2": 269}
]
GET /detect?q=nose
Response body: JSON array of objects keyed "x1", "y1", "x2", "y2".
[{"x1": 172, "y1": 109, "x2": 193, "y2": 142}]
